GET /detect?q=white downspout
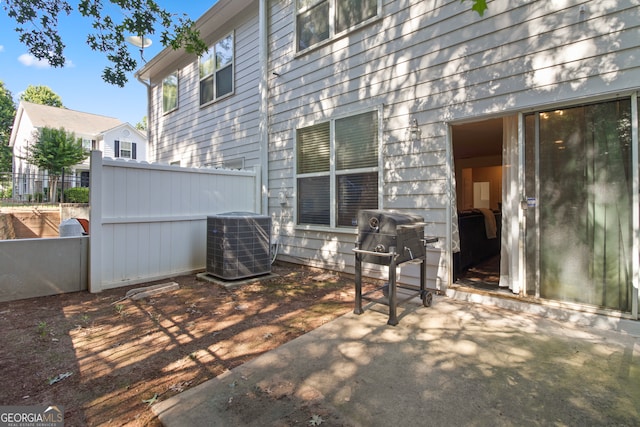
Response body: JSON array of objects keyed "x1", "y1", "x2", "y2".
[
  {"x1": 135, "y1": 73, "x2": 153, "y2": 161},
  {"x1": 259, "y1": 0, "x2": 269, "y2": 216}
]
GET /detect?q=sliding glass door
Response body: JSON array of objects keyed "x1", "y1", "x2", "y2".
[{"x1": 524, "y1": 99, "x2": 634, "y2": 312}]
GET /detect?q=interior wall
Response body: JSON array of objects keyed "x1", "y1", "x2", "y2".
[
  {"x1": 455, "y1": 155, "x2": 502, "y2": 211},
  {"x1": 471, "y1": 166, "x2": 502, "y2": 210}
]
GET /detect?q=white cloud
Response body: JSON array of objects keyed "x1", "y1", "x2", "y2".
[
  {"x1": 18, "y1": 53, "x2": 75, "y2": 68},
  {"x1": 18, "y1": 53, "x2": 51, "y2": 68},
  {"x1": 0, "y1": 45, "x2": 4, "y2": 52}
]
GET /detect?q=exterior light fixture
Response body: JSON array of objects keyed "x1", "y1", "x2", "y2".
[{"x1": 407, "y1": 118, "x2": 421, "y2": 142}]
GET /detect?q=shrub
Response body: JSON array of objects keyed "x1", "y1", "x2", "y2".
[{"x1": 64, "y1": 187, "x2": 89, "y2": 203}]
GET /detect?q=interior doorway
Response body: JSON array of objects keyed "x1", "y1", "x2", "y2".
[{"x1": 451, "y1": 117, "x2": 504, "y2": 291}]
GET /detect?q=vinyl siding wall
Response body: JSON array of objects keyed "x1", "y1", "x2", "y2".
[
  {"x1": 266, "y1": 0, "x2": 640, "y2": 287},
  {"x1": 148, "y1": 7, "x2": 261, "y2": 169}
]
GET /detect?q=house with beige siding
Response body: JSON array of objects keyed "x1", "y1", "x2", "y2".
[{"x1": 138, "y1": 0, "x2": 640, "y2": 320}]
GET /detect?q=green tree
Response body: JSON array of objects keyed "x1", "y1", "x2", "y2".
[
  {"x1": 0, "y1": 80, "x2": 16, "y2": 171},
  {"x1": 20, "y1": 85, "x2": 63, "y2": 107},
  {"x1": 136, "y1": 116, "x2": 147, "y2": 131},
  {"x1": 0, "y1": 144, "x2": 12, "y2": 173},
  {"x1": 3, "y1": 0, "x2": 207, "y2": 87},
  {"x1": 26, "y1": 126, "x2": 89, "y2": 202}
]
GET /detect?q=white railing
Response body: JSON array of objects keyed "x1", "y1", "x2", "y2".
[{"x1": 89, "y1": 152, "x2": 260, "y2": 292}]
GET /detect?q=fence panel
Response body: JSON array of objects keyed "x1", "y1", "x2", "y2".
[
  {"x1": 0, "y1": 236, "x2": 88, "y2": 302},
  {"x1": 89, "y1": 152, "x2": 260, "y2": 292}
]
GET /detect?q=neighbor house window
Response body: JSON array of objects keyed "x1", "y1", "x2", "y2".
[
  {"x1": 163, "y1": 72, "x2": 178, "y2": 113},
  {"x1": 296, "y1": 0, "x2": 379, "y2": 51},
  {"x1": 114, "y1": 140, "x2": 137, "y2": 160},
  {"x1": 199, "y1": 33, "x2": 234, "y2": 105},
  {"x1": 81, "y1": 138, "x2": 96, "y2": 151},
  {"x1": 296, "y1": 110, "x2": 379, "y2": 227}
]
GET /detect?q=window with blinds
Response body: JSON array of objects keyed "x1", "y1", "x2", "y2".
[{"x1": 296, "y1": 110, "x2": 379, "y2": 227}]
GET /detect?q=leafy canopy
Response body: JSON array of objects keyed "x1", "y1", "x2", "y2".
[
  {"x1": 26, "y1": 126, "x2": 89, "y2": 174},
  {"x1": 0, "y1": 81, "x2": 16, "y2": 172},
  {"x1": 3, "y1": 0, "x2": 207, "y2": 87},
  {"x1": 3, "y1": 1, "x2": 487, "y2": 87},
  {"x1": 20, "y1": 85, "x2": 63, "y2": 107}
]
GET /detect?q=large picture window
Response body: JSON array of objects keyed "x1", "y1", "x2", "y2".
[
  {"x1": 296, "y1": 0, "x2": 379, "y2": 51},
  {"x1": 296, "y1": 110, "x2": 379, "y2": 227},
  {"x1": 162, "y1": 72, "x2": 178, "y2": 113},
  {"x1": 199, "y1": 33, "x2": 234, "y2": 105}
]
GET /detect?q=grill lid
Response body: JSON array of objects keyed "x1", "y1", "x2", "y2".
[{"x1": 357, "y1": 209, "x2": 425, "y2": 234}]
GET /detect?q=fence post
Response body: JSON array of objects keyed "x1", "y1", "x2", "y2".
[{"x1": 89, "y1": 151, "x2": 103, "y2": 293}]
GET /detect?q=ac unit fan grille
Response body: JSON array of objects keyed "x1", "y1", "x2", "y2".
[{"x1": 206, "y1": 213, "x2": 271, "y2": 280}]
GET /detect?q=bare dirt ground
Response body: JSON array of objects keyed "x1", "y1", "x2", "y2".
[{"x1": 0, "y1": 263, "x2": 377, "y2": 426}]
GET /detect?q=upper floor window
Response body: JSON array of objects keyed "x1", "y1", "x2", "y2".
[
  {"x1": 199, "y1": 33, "x2": 234, "y2": 105},
  {"x1": 114, "y1": 140, "x2": 137, "y2": 160},
  {"x1": 296, "y1": 0, "x2": 379, "y2": 51},
  {"x1": 163, "y1": 72, "x2": 178, "y2": 113},
  {"x1": 296, "y1": 110, "x2": 379, "y2": 227}
]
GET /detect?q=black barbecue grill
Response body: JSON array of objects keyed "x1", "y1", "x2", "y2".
[{"x1": 353, "y1": 209, "x2": 438, "y2": 325}]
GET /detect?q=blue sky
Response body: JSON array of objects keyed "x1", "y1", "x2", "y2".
[{"x1": 0, "y1": 2, "x2": 215, "y2": 126}]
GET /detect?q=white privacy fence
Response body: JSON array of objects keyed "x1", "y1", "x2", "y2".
[{"x1": 89, "y1": 152, "x2": 260, "y2": 292}]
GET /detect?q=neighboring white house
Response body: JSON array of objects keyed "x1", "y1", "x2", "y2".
[
  {"x1": 137, "y1": 0, "x2": 640, "y2": 319},
  {"x1": 9, "y1": 101, "x2": 148, "y2": 200}
]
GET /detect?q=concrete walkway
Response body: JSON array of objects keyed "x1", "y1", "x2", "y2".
[{"x1": 154, "y1": 296, "x2": 640, "y2": 426}]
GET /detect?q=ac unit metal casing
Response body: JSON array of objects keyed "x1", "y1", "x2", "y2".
[{"x1": 206, "y1": 212, "x2": 271, "y2": 280}]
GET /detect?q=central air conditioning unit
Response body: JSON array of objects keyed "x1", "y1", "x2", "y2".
[{"x1": 206, "y1": 212, "x2": 271, "y2": 280}]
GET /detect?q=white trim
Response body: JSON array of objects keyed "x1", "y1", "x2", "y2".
[
  {"x1": 199, "y1": 31, "x2": 235, "y2": 106},
  {"x1": 631, "y1": 92, "x2": 639, "y2": 319},
  {"x1": 259, "y1": 0, "x2": 269, "y2": 215},
  {"x1": 294, "y1": 105, "x2": 383, "y2": 231},
  {"x1": 161, "y1": 70, "x2": 179, "y2": 115},
  {"x1": 294, "y1": 0, "x2": 383, "y2": 56},
  {"x1": 516, "y1": 112, "x2": 525, "y2": 296},
  {"x1": 445, "y1": 123, "x2": 454, "y2": 289}
]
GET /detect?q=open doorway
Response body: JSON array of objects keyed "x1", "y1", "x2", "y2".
[{"x1": 451, "y1": 118, "x2": 504, "y2": 291}]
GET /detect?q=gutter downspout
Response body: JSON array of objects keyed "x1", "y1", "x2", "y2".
[
  {"x1": 259, "y1": 0, "x2": 269, "y2": 215},
  {"x1": 134, "y1": 72, "x2": 153, "y2": 161}
]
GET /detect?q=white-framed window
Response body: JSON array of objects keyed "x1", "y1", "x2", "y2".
[
  {"x1": 81, "y1": 138, "x2": 96, "y2": 151},
  {"x1": 114, "y1": 140, "x2": 137, "y2": 160},
  {"x1": 296, "y1": 0, "x2": 380, "y2": 52},
  {"x1": 199, "y1": 32, "x2": 234, "y2": 106},
  {"x1": 296, "y1": 109, "x2": 380, "y2": 227},
  {"x1": 162, "y1": 71, "x2": 178, "y2": 113}
]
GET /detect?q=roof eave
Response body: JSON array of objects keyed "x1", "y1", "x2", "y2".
[{"x1": 136, "y1": 0, "x2": 255, "y2": 82}]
